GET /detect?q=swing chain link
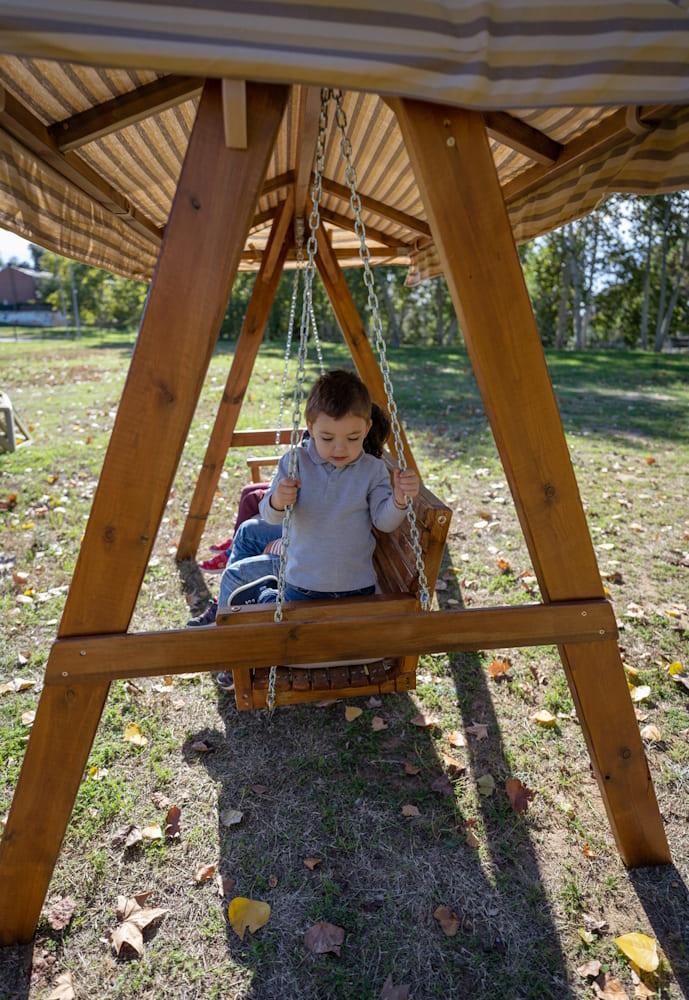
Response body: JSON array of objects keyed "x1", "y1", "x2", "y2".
[
  {"x1": 331, "y1": 90, "x2": 431, "y2": 610},
  {"x1": 276, "y1": 246, "x2": 303, "y2": 447},
  {"x1": 267, "y1": 87, "x2": 330, "y2": 712}
]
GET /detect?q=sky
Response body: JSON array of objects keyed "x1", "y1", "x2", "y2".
[{"x1": 0, "y1": 228, "x2": 32, "y2": 264}]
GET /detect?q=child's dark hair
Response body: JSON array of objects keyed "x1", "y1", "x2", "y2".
[
  {"x1": 305, "y1": 369, "x2": 372, "y2": 424},
  {"x1": 363, "y1": 403, "x2": 390, "y2": 458}
]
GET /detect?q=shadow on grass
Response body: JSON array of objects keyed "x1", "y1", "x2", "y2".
[
  {"x1": 630, "y1": 866, "x2": 689, "y2": 995},
  {"x1": 0, "y1": 942, "x2": 33, "y2": 1000}
]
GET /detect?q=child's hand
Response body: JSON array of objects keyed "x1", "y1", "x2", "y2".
[
  {"x1": 393, "y1": 469, "x2": 420, "y2": 507},
  {"x1": 271, "y1": 478, "x2": 300, "y2": 511}
]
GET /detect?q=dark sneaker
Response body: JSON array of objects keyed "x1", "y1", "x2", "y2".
[
  {"x1": 228, "y1": 575, "x2": 278, "y2": 607},
  {"x1": 215, "y1": 671, "x2": 234, "y2": 691},
  {"x1": 186, "y1": 598, "x2": 218, "y2": 628}
]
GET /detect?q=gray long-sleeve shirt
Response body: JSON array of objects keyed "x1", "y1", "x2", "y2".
[{"x1": 259, "y1": 438, "x2": 406, "y2": 592}]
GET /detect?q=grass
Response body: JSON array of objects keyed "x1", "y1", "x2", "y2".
[{"x1": 0, "y1": 331, "x2": 688, "y2": 999}]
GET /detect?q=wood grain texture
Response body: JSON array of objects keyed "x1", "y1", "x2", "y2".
[
  {"x1": 0, "y1": 79, "x2": 289, "y2": 946},
  {"x1": 389, "y1": 95, "x2": 669, "y2": 867}
]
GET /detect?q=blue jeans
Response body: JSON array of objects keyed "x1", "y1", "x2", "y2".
[
  {"x1": 258, "y1": 583, "x2": 376, "y2": 604},
  {"x1": 218, "y1": 518, "x2": 282, "y2": 607}
]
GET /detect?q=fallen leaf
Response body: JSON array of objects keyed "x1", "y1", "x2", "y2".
[
  {"x1": 228, "y1": 897, "x2": 271, "y2": 940},
  {"x1": 433, "y1": 904, "x2": 460, "y2": 937},
  {"x1": 409, "y1": 712, "x2": 438, "y2": 728},
  {"x1": 371, "y1": 716, "x2": 388, "y2": 731},
  {"x1": 219, "y1": 875, "x2": 236, "y2": 896},
  {"x1": 439, "y1": 751, "x2": 465, "y2": 774},
  {"x1": 577, "y1": 959, "x2": 602, "y2": 978},
  {"x1": 46, "y1": 897, "x2": 76, "y2": 932},
  {"x1": 630, "y1": 685, "x2": 651, "y2": 703},
  {"x1": 431, "y1": 774, "x2": 453, "y2": 797},
  {"x1": 268, "y1": 874, "x2": 278, "y2": 889},
  {"x1": 644, "y1": 456, "x2": 656, "y2": 465},
  {"x1": 447, "y1": 730, "x2": 466, "y2": 748},
  {"x1": 141, "y1": 824, "x2": 163, "y2": 841},
  {"x1": 487, "y1": 658, "x2": 511, "y2": 679},
  {"x1": 380, "y1": 973, "x2": 410, "y2": 1000},
  {"x1": 21, "y1": 710, "x2": 36, "y2": 726},
  {"x1": 640, "y1": 724, "x2": 662, "y2": 742},
  {"x1": 582, "y1": 842, "x2": 596, "y2": 859},
  {"x1": 633, "y1": 981, "x2": 656, "y2": 998},
  {"x1": 123, "y1": 723, "x2": 147, "y2": 747},
  {"x1": 614, "y1": 932, "x2": 659, "y2": 972},
  {"x1": 496, "y1": 558, "x2": 511, "y2": 573},
  {"x1": 345, "y1": 706, "x2": 363, "y2": 722},
  {"x1": 191, "y1": 740, "x2": 213, "y2": 753},
  {"x1": 671, "y1": 672, "x2": 689, "y2": 692},
  {"x1": 164, "y1": 805, "x2": 181, "y2": 838},
  {"x1": 404, "y1": 762, "x2": 421, "y2": 776},
  {"x1": 477, "y1": 773, "x2": 495, "y2": 797},
  {"x1": 111, "y1": 824, "x2": 143, "y2": 849},
  {"x1": 401, "y1": 804, "x2": 420, "y2": 818},
  {"x1": 531, "y1": 710, "x2": 557, "y2": 728},
  {"x1": 505, "y1": 777, "x2": 535, "y2": 813},
  {"x1": 194, "y1": 864, "x2": 216, "y2": 883},
  {"x1": 579, "y1": 928, "x2": 596, "y2": 945},
  {"x1": 303, "y1": 857, "x2": 322, "y2": 870},
  {"x1": 367, "y1": 696, "x2": 382, "y2": 708},
  {"x1": 46, "y1": 971, "x2": 75, "y2": 1000},
  {"x1": 304, "y1": 920, "x2": 345, "y2": 955},
  {"x1": 251, "y1": 784, "x2": 268, "y2": 796},
  {"x1": 12, "y1": 571, "x2": 29, "y2": 587},
  {"x1": 583, "y1": 913, "x2": 609, "y2": 936},
  {"x1": 667, "y1": 661, "x2": 684, "y2": 675},
  {"x1": 466, "y1": 722, "x2": 489, "y2": 741},
  {"x1": 593, "y1": 972, "x2": 630, "y2": 999},
  {"x1": 111, "y1": 920, "x2": 144, "y2": 958},
  {"x1": 220, "y1": 808, "x2": 243, "y2": 827}
]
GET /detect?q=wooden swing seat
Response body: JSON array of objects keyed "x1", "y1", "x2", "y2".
[{"x1": 217, "y1": 473, "x2": 452, "y2": 709}]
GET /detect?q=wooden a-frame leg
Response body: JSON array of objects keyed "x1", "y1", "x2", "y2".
[
  {"x1": 176, "y1": 193, "x2": 294, "y2": 561},
  {"x1": 389, "y1": 97, "x2": 669, "y2": 867},
  {"x1": 0, "y1": 79, "x2": 288, "y2": 945},
  {"x1": 316, "y1": 228, "x2": 419, "y2": 477}
]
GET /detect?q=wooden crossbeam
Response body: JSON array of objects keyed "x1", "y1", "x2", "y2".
[
  {"x1": 483, "y1": 110, "x2": 562, "y2": 165},
  {"x1": 0, "y1": 86, "x2": 162, "y2": 245},
  {"x1": 294, "y1": 85, "x2": 322, "y2": 222},
  {"x1": 49, "y1": 75, "x2": 203, "y2": 151},
  {"x1": 0, "y1": 79, "x2": 289, "y2": 948},
  {"x1": 176, "y1": 194, "x2": 293, "y2": 560},
  {"x1": 503, "y1": 103, "x2": 672, "y2": 205},
  {"x1": 45, "y1": 600, "x2": 617, "y2": 685},
  {"x1": 320, "y1": 176, "x2": 431, "y2": 239},
  {"x1": 319, "y1": 206, "x2": 411, "y2": 251},
  {"x1": 230, "y1": 428, "x2": 301, "y2": 447},
  {"x1": 262, "y1": 169, "x2": 294, "y2": 197}
]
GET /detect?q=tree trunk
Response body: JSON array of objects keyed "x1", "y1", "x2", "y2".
[
  {"x1": 654, "y1": 229, "x2": 689, "y2": 352},
  {"x1": 556, "y1": 232, "x2": 571, "y2": 348},
  {"x1": 568, "y1": 227, "x2": 584, "y2": 349},
  {"x1": 375, "y1": 271, "x2": 401, "y2": 346},
  {"x1": 435, "y1": 277, "x2": 445, "y2": 344},
  {"x1": 640, "y1": 208, "x2": 654, "y2": 350},
  {"x1": 654, "y1": 197, "x2": 671, "y2": 343},
  {"x1": 580, "y1": 217, "x2": 600, "y2": 346}
]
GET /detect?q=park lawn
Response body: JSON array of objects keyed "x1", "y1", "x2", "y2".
[{"x1": 0, "y1": 332, "x2": 688, "y2": 1000}]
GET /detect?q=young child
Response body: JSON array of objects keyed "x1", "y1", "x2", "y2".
[{"x1": 257, "y1": 369, "x2": 419, "y2": 604}]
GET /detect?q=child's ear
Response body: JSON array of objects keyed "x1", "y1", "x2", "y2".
[{"x1": 365, "y1": 419, "x2": 372, "y2": 435}]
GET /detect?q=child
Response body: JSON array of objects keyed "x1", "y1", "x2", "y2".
[{"x1": 257, "y1": 369, "x2": 419, "y2": 604}]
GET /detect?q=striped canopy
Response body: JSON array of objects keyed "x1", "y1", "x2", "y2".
[{"x1": 0, "y1": 1, "x2": 688, "y2": 281}]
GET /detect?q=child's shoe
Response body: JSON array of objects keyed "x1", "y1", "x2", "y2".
[
  {"x1": 228, "y1": 575, "x2": 278, "y2": 606},
  {"x1": 199, "y1": 553, "x2": 229, "y2": 574},
  {"x1": 186, "y1": 598, "x2": 218, "y2": 627},
  {"x1": 209, "y1": 536, "x2": 233, "y2": 552},
  {"x1": 215, "y1": 671, "x2": 234, "y2": 692}
]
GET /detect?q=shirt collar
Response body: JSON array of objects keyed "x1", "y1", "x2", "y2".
[{"x1": 306, "y1": 435, "x2": 366, "y2": 469}]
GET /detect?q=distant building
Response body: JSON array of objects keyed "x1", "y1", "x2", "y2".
[{"x1": 0, "y1": 264, "x2": 64, "y2": 326}]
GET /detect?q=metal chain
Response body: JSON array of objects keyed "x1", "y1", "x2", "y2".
[
  {"x1": 276, "y1": 250, "x2": 303, "y2": 447},
  {"x1": 266, "y1": 87, "x2": 330, "y2": 712},
  {"x1": 331, "y1": 89, "x2": 430, "y2": 609}
]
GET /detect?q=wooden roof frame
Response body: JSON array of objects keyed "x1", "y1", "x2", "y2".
[{"x1": 0, "y1": 76, "x2": 673, "y2": 950}]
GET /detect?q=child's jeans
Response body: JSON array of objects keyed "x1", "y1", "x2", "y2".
[
  {"x1": 218, "y1": 518, "x2": 282, "y2": 607},
  {"x1": 258, "y1": 583, "x2": 376, "y2": 604}
]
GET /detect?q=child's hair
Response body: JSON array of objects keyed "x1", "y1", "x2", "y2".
[
  {"x1": 305, "y1": 369, "x2": 372, "y2": 424},
  {"x1": 363, "y1": 403, "x2": 390, "y2": 459}
]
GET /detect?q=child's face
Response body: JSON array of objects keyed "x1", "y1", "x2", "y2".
[{"x1": 308, "y1": 411, "x2": 372, "y2": 467}]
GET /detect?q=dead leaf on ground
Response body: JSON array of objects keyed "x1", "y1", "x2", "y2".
[
  {"x1": 466, "y1": 721, "x2": 489, "y2": 741},
  {"x1": 593, "y1": 972, "x2": 630, "y2": 999},
  {"x1": 46, "y1": 897, "x2": 76, "y2": 932},
  {"x1": 220, "y1": 808, "x2": 244, "y2": 827},
  {"x1": 614, "y1": 932, "x2": 659, "y2": 972},
  {"x1": 194, "y1": 863, "x2": 216, "y2": 884},
  {"x1": 582, "y1": 842, "x2": 596, "y2": 859},
  {"x1": 371, "y1": 716, "x2": 388, "y2": 731},
  {"x1": 303, "y1": 857, "x2": 322, "y2": 870},
  {"x1": 123, "y1": 723, "x2": 147, "y2": 747},
  {"x1": 583, "y1": 913, "x2": 609, "y2": 936},
  {"x1": 380, "y1": 973, "x2": 410, "y2": 999},
  {"x1": 165, "y1": 805, "x2": 181, "y2": 838},
  {"x1": 440, "y1": 751, "x2": 465, "y2": 774},
  {"x1": 403, "y1": 762, "x2": 421, "y2": 775},
  {"x1": 218, "y1": 875, "x2": 236, "y2": 897},
  {"x1": 409, "y1": 712, "x2": 438, "y2": 728},
  {"x1": 433, "y1": 905, "x2": 460, "y2": 937},
  {"x1": 110, "y1": 893, "x2": 167, "y2": 958},
  {"x1": 401, "y1": 804, "x2": 420, "y2": 818},
  {"x1": 228, "y1": 897, "x2": 271, "y2": 940},
  {"x1": 431, "y1": 774, "x2": 453, "y2": 797},
  {"x1": 496, "y1": 558, "x2": 511, "y2": 574},
  {"x1": 46, "y1": 971, "x2": 75, "y2": 1000},
  {"x1": 304, "y1": 920, "x2": 345, "y2": 956},
  {"x1": 345, "y1": 705, "x2": 363, "y2": 722},
  {"x1": 531, "y1": 709, "x2": 557, "y2": 728},
  {"x1": 141, "y1": 824, "x2": 163, "y2": 841},
  {"x1": 251, "y1": 784, "x2": 268, "y2": 795},
  {"x1": 633, "y1": 980, "x2": 656, "y2": 998},
  {"x1": 487, "y1": 658, "x2": 511, "y2": 679},
  {"x1": 367, "y1": 696, "x2": 382, "y2": 708},
  {"x1": 577, "y1": 959, "x2": 602, "y2": 978},
  {"x1": 505, "y1": 777, "x2": 536, "y2": 813},
  {"x1": 268, "y1": 874, "x2": 278, "y2": 889},
  {"x1": 477, "y1": 773, "x2": 495, "y2": 797},
  {"x1": 191, "y1": 740, "x2": 213, "y2": 753},
  {"x1": 111, "y1": 824, "x2": 142, "y2": 849},
  {"x1": 447, "y1": 730, "x2": 466, "y2": 747},
  {"x1": 640, "y1": 724, "x2": 662, "y2": 742}
]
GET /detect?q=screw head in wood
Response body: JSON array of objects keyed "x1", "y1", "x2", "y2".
[
  {"x1": 61, "y1": 671, "x2": 68, "y2": 677},
  {"x1": 581, "y1": 610, "x2": 587, "y2": 616},
  {"x1": 446, "y1": 136, "x2": 456, "y2": 147}
]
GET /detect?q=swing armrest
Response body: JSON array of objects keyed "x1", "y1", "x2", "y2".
[{"x1": 246, "y1": 455, "x2": 280, "y2": 483}]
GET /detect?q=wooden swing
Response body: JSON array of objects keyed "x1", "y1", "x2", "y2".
[
  {"x1": 212, "y1": 91, "x2": 452, "y2": 710},
  {"x1": 1, "y1": 8, "x2": 684, "y2": 942}
]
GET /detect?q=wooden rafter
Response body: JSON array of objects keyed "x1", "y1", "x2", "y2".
[
  {"x1": 320, "y1": 176, "x2": 431, "y2": 239},
  {"x1": 319, "y1": 206, "x2": 411, "y2": 251},
  {"x1": 262, "y1": 169, "x2": 294, "y2": 197},
  {"x1": 49, "y1": 75, "x2": 203, "y2": 152},
  {"x1": 293, "y1": 85, "x2": 322, "y2": 222},
  {"x1": 0, "y1": 85, "x2": 162, "y2": 245},
  {"x1": 483, "y1": 110, "x2": 562, "y2": 165}
]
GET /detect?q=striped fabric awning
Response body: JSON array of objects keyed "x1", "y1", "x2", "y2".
[{"x1": 0, "y1": 2, "x2": 688, "y2": 281}]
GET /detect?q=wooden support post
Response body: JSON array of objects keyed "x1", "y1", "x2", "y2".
[
  {"x1": 316, "y1": 228, "x2": 418, "y2": 475},
  {"x1": 176, "y1": 192, "x2": 293, "y2": 561},
  {"x1": 0, "y1": 79, "x2": 288, "y2": 946},
  {"x1": 388, "y1": 97, "x2": 669, "y2": 867}
]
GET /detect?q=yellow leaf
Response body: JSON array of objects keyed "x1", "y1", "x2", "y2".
[
  {"x1": 477, "y1": 773, "x2": 495, "y2": 796},
  {"x1": 21, "y1": 521, "x2": 35, "y2": 530},
  {"x1": 228, "y1": 897, "x2": 271, "y2": 940},
  {"x1": 531, "y1": 710, "x2": 557, "y2": 728},
  {"x1": 630, "y1": 685, "x2": 651, "y2": 703},
  {"x1": 123, "y1": 723, "x2": 148, "y2": 746},
  {"x1": 640, "y1": 724, "x2": 661, "y2": 742},
  {"x1": 344, "y1": 706, "x2": 362, "y2": 722},
  {"x1": 578, "y1": 928, "x2": 595, "y2": 945},
  {"x1": 624, "y1": 664, "x2": 640, "y2": 679},
  {"x1": 141, "y1": 824, "x2": 163, "y2": 840},
  {"x1": 614, "y1": 932, "x2": 659, "y2": 973},
  {"x1": 668, "y1": 661, "x2": 683, "y2": 675}
]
